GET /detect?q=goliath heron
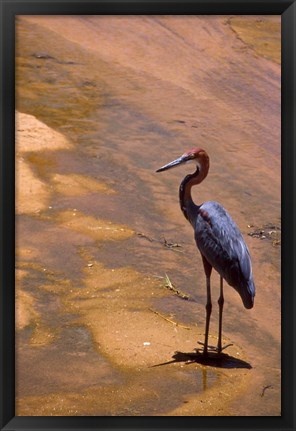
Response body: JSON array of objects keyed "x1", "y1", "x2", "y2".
[{"x1": 156, "y1": 148, "x2": 255, "y2": 355}]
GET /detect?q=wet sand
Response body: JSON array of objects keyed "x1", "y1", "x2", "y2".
[{"x1": 15, "y1": 16, "x2": 280, "y2": 416}]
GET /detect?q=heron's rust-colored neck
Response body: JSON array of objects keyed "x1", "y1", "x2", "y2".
[{"x1": 179, "y1": 153, "x2": 210, "y2": 224}]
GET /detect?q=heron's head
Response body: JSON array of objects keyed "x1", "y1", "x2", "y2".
[{"x1": 156, "y1": 148, "x2": 209, "y2": 173}]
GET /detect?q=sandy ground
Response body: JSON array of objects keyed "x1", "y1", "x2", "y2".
[{"x1": 15, "y1": 15, "x2": 280, "y2": 416}]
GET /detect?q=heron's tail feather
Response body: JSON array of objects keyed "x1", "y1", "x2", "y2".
[{"x1": 240, "y1": 278, "x2": 255, "y2": 309}]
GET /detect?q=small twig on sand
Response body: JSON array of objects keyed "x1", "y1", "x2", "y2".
[
  {"x1": 164, "y1": 273, "x2": 190, "y2": 300},
  {"x1": 260, "y1": 385, "x2": 273, "y2": 397},
  {"x1": 162, "y1": 237, "x2": 184, "y2": 253},
  {"x1": 136, "y1": 232, "x2": 184, "y2": 252},
  {"x1": 136, "y1": 232, "x2": 155, "y2": 242},
  {"x1": 149, "y1": 308, "x2": 191, "y2": 330}
]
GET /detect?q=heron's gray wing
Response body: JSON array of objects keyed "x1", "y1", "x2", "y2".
[{"x1": 194, "y1": 201, "x2": 252, "y2": 286}]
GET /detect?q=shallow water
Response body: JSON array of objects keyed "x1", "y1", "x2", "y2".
[{"x1": 15, "y1": 15, "x2": 281, "y2": 416}]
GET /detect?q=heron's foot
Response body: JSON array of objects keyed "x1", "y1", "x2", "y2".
[{"x1": 196, "y1": 341, "x2": 233, "y2": 354}]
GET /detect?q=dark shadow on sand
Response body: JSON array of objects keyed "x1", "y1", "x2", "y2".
[{"x1": 152, "y1": 350, "x2": 252, "y2": 369}]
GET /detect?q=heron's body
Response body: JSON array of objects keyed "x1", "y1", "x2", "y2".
[
  {"x1": 193, "y1": 201, "x2": 255, "y2": 309},
  {"x1": 157, "y1": 147, "x2": 255, "y2": 355}
]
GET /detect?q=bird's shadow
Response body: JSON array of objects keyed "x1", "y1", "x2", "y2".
[{"x1": 151, "y1": 350, "x2": 252, "y2": 369}]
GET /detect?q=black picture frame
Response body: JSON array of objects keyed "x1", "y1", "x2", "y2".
[{"x1": 0, "y1": 0, "x2": 295, "y2": 430}]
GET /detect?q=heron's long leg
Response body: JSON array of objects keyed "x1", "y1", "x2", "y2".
[
  {"x1": 201, "y1": 256, "x2": 212, "y2": 356},
  {"x1": 203, "y1": 275, "x2": 212, "y2": 356},
  {"x1": 217, "y1": 276, "x2": 224, "y2": 354}
]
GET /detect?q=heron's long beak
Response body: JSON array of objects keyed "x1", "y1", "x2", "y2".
[{"x1": 156, "y1": 154, "x2": 189, "y2": 172}]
